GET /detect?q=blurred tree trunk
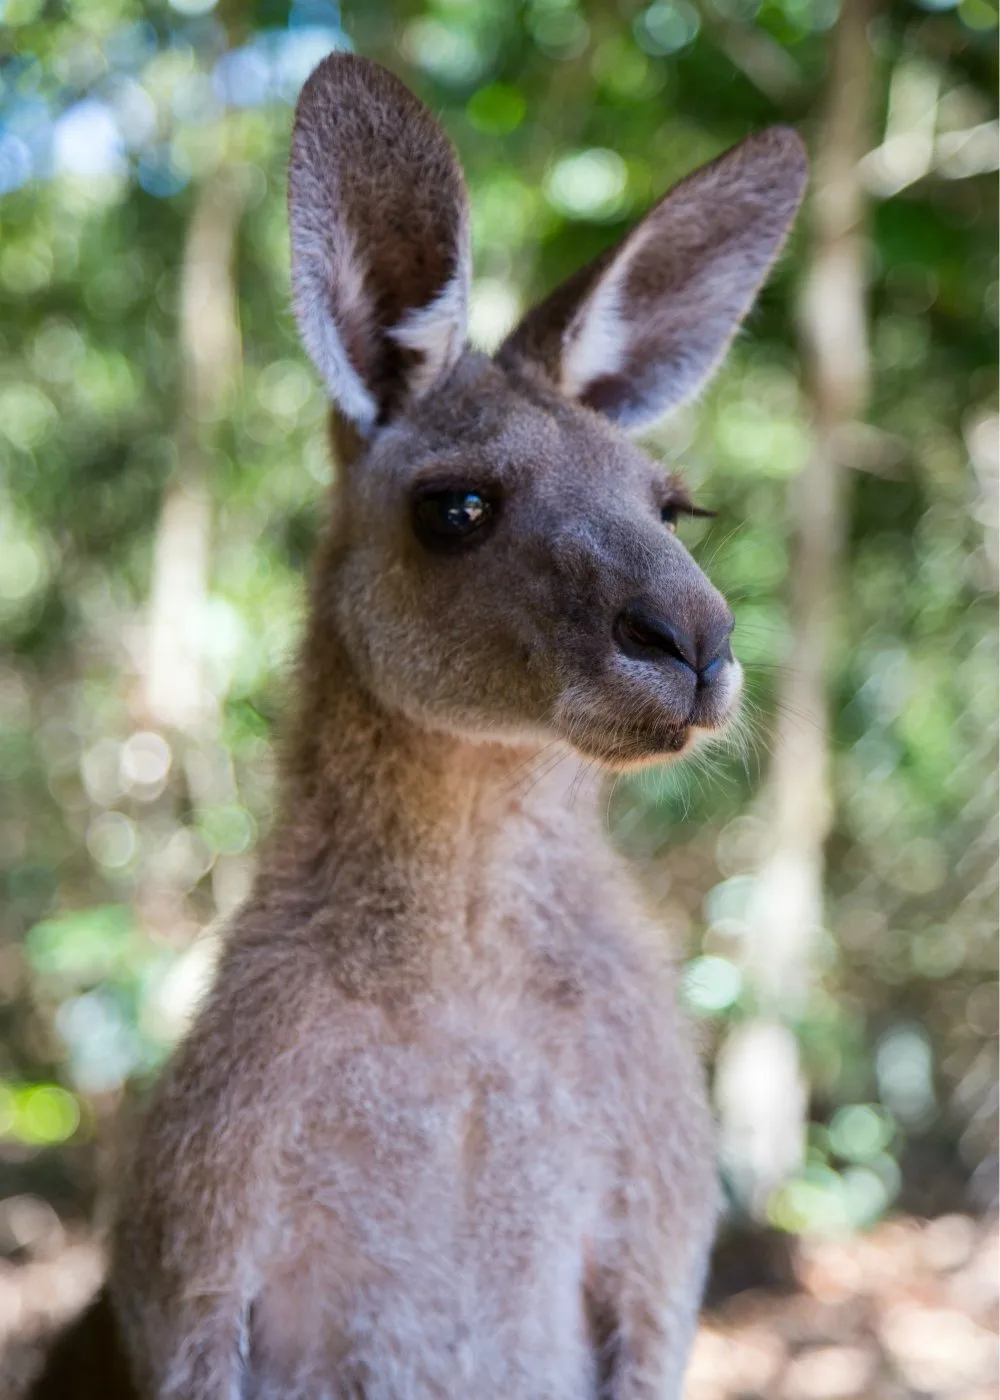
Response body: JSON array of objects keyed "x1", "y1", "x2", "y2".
[
  {"x1": 143, "y1": 166, "x2": 247, "y2": 733},
  {"x1": 136, "y1": 165, "x2": 250, "y2": 948},
  {"x1": 715, "y1": 0, "x2": 877, "y2": 1220}
]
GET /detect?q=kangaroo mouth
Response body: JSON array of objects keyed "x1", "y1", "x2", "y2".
[
  {"x1": 566, "y1": 722, "x2": 695, "y2": 770},
  {"x1": 551, "y1": 660, "x2": 742, "y2": 770},
  {"x1": 550, "y1": 690, "x2": 693, "y2": 770}
]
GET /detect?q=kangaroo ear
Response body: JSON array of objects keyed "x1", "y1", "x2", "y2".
[
  {"x1": 499, "y1": 129, "x2": 807, "y2": 431},
  {"x1": 289, "y1": 55, "x2": 471, "y2": 434}
]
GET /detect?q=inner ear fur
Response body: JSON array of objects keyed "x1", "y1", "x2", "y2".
[{"x1": 498, "y1": 127, "x2": 808, "y2": 430}]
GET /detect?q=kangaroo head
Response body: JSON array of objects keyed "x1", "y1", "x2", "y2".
[{"x1": 289, "y1": 55, "x2": 806, "y2": 768}]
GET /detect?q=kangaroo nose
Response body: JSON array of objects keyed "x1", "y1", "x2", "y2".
[{"x1": 614, "y1": 602, "x2": 733, "y2": 684}]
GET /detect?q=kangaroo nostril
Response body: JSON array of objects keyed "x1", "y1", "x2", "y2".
[
  {"x1": 614, "y1": 604, "x2": 696, "y2": 671},
  {"x1": 698, "y1": 656, "x2": 726, "y2": 687},
  {"x1": 698, "y1": 619, "x2": 734, "y2": 681},
  {"x1": 615, "y1": 601, "x2": 736, "y2": 688}
]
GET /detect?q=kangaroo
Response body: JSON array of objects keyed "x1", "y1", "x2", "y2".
[{"x1": 29, "y1": 53, "x2": 805, "y2": 1400}]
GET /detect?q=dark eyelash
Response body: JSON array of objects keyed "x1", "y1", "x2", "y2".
[
  {"x1": 662, "y1": 501, "x2": 715, "y2": 520},
  {"x1": 658, "y1": 474, "x2": 715, "y2": 524},
  {"x1": 660, "y1": 496, "x2": 716, "y2": 532}
]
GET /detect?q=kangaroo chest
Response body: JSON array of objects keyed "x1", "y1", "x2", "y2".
[{"x1": 246, "y1": 969, "x2": 646, "y2": 1398}]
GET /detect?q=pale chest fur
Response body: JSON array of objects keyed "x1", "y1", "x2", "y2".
[{"x1": 233, "y1": 880, "x2": 709, "y2": 1399}]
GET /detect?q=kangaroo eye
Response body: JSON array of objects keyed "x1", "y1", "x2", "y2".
[
  {"x1": 660, "y1": 500, "x2": 714, "y2": 531},
  {"x1": 412, "y1": 489, "x2": 496, "y2": 552}
]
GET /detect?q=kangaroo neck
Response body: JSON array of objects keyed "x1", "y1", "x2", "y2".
[{"x1": 250, "y1": 629, "x2": 598, "y2": 980}]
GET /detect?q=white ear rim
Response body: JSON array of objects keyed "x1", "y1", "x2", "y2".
[{"x1": 291, "y1": 222, "x2": 379, "y2": 433}]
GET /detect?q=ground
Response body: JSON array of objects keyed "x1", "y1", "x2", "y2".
[{"x1": 0, "y1": 1213, "x2": 995, "y2": 1398}]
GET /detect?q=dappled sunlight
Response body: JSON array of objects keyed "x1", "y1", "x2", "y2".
[{"x1": 0, "y1": 0, "x2": 996, "y2": 1389}]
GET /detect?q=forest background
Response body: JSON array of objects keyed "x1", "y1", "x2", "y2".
[{"x1": 0, "y1": 0, "x2": 996, "y2": 1392}]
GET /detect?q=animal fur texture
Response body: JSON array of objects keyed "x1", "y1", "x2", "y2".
[{"x1": 30, "y1": 53, "x2": 806, "y2": 1400}]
